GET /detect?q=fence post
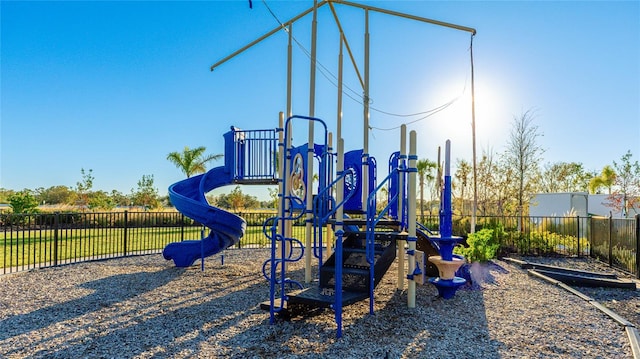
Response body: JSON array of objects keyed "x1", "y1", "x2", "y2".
[
  {"x1": 636, "y1": 214, "x2": 640, "y2": 278},
  {"x1": 608, "y1": 214, "x2": 613, "y2": 267},
  {"x1": 181, "y1": 214, "x2": 185, "y2": 241},
  {"x1": 123, "y1": 210, "x2": 128, "y2": 256},
  {"x1": 237, "y1": 212, "x2": 242, "y2": 249},
  {"x1": 588, "y1": 216, "x2": 592, "y2": 257},
  {"x1": 53, "y1": 212, "x2": 59, "y2": 267},
  {"x1": 576, "y1": 215, "x2": 580, "y2": 257}
]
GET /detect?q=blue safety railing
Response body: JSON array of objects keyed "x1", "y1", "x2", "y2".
[
  {"x1": 224, "y1": 127, "x2": 279, "y2": 183},
  {"x1": 312, "y1": 167, "x2": 357, "y2": 268},
  {"x1": 311, "y1": 166, "x2": 357, "y2": 338},
  {"x1": 262, "y1": 213, "x2": 305, "y2": 318},
  {"x1": 416, "y1": 221, "x2": 440, "y2": 251},
  {"x1": 387, "y1": 151, "x2": 408, "y2": 229},
  {"x1": 365, "y1": 167, "x2": 402, "y2": 314}
]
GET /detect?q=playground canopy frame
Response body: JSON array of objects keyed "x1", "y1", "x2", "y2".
[{"x1": 209, "y1": 0, "x2": 476, "y2": 72}]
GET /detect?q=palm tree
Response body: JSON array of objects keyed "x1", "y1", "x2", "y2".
[
  {"x1": 166, "y1": 146, "x2": 222, "y2": 178},
  {"x1": 416, "y1": 158, "x2": 436, "y2": 223},
  {"x1": 600, "y1": 165, "x2": 616, "y2": 194},
  {"x1": 589, "y1": 165, "x2": 616, "y2": 194}
]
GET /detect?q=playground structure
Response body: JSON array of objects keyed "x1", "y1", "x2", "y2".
[
  {"x1": 163, "y1": 1, "x2": 476, "y2": 338},
  {"x1": 163, "y1": 118, "x2": 465, "y2": 333}
]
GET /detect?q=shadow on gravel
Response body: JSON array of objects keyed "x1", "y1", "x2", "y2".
[
  {"x1": 1, "y1": 255, "x2": 511, "y2": 358},
  {"x1": 360, "y1": 268, "x2": 505, "y2": 358},
  {"x1": 33, "y1": 260, "x2": 273, "y2": 358},
  {"x1": 0, "y1": 267, "x2": 184, "y2": 342}
]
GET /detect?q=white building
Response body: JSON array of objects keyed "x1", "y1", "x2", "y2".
[{"x1": 529, "y1": 192, "x2": 631, "y2": 218}]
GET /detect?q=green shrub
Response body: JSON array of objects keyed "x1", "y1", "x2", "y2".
[
  {"x1": 8, "y1": 190, "x2": 39, "y2": 214},
  {"x1": 452, "y1": 216, "x2": 470, "y2": 236},
  {"x1": 512, "y1": 230, "x2": 582, "y2": 256},
  {"x1": 454, "y1": 228, "x2": 499, "y2": 262}
]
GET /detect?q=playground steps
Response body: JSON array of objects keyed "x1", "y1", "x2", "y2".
[
  {"x1": 285, "y1": 230, "x2": 399, "y2": 308},
  {"x1": 336, "y1": 218, "x2": 441, "y2": 278},
  {"x1": 281, "y1": 287, "x2": 370, "y2": 308},
  {"x1": 320, "y1": 232, "x2": 399, "y2": 291}
]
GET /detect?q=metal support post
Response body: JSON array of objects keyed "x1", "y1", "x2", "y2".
[{"x1": 407, "y1": 131, "x2": 417, "y2": 308}]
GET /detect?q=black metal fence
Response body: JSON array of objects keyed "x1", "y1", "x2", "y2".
[
  {"x1": 0, "y1": 211, "x2": 310, "y2": 274},
  {"x1": 419, "y1": 213, "x2": 637, "y2": 277},
  {"x1": 2, "y1": 211, "x2": 638, "y2": 277},
  {"x1": 421, "y1": 214, "x2": 592, "y2": 256},
  {"x1": 1, "y1": 211, "x2": 195, "y2": 274},
  {"x1": 590, "y1": 215, "x2": 639, "y2": 277}
]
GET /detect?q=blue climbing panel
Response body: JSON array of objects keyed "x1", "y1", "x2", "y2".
[{"x1": 343, "y1": 149, "x2": 376, "y2": 213}]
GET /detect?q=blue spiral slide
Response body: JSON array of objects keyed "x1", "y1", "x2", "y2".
[{"x1": 162, "y1": 167, "x2": 246, "y2": 267}]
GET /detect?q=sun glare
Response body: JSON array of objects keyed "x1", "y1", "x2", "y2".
[{"x1": 405, "y1": 75, "x2": 510, "y2": 161}]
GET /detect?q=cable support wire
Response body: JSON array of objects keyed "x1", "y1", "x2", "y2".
[
  {"x1": 368, "y1": 90, "x2": 463, "y2": 132},
  {"x1": 261, "y1": 0, "x2": 471, "y2": 130},
  {"x1": 261, "y1": 1, "x2": 364, "y2": 101}
]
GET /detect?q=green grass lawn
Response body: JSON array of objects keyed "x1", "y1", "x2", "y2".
[
  {"x1": 1, "y1": 227, "x2": 203, "y2": 268},
  {"x1": 1, "y1": 225, "x2": 329, "y2": 269}
]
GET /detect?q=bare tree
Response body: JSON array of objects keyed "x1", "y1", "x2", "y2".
[
  {"x1": 417, "y1": 158, "x2": 437, "y2": 221},
  {"x1": 454, "y1": 159, "x2": 472, "y2": 216},
  {"x1": 476, "y1": 151, "x2": 499, "y2": 216},
  {"x1": 540, "y1": 162, "x2": 593, "y2": 193},
  {"x1": 503, "y1": 109, "x2": 544, "y2": 227},
  {"x1": 610, "y1": 150, "x2": 640, "y2": 217}
]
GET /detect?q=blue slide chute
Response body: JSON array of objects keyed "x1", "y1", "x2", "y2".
[{"x1": 163, "y1": 166, "x2": 246, "y2": 267}]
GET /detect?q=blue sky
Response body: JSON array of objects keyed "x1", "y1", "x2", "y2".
[{"x1": 1, "y1": 0, "x2": 639, "y2": 201}]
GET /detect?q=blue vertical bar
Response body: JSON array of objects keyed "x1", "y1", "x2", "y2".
[
  {"x1": 441, "y1": 176, "x2": 453, "y2": 238},
  {"x1": 335, "y1": 229, "x2": 344, "y2": 338}
]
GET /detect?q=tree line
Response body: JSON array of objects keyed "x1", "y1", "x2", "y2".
[
  {"x1": 0, "y1": 169, "x2": 163, "y2": 213},
  {"x1": 0, "y1": 146, "x2": 272, "y2": 214},
  {"x1": 413, "y1": 110, "x2": 639, "y2": 218}
]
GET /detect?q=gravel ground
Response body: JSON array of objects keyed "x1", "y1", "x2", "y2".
[
  {"x1": 519, "y1": 255, "x2": 640, "y2": 330},
  {"x1": 0, "y1": 250, "x2": 636, "y2": 358}
]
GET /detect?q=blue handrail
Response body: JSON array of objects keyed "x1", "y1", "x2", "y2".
[
  {"x1": 365, "y1": 166, "x2": 402, "y2": 314},
  {"x1": 312, "y1": 167, "x2": 357, "y2": 264},
  {"x1": 269, "y1": 115, "x2": 328, "y2": 324},
  {"x1": 416, "y1": 221, "x2": 440, "y2": 251}
]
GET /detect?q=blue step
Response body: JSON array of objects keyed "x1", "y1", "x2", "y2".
[{"x1": 286, "y1": 286, "x2": 370, "y2": 308}]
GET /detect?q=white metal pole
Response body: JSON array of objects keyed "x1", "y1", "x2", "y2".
[
  {"x1": 336, "y1": 138, "x2": 345, "y2": 238},
  {"x1": 397, "y1": 124, "x2": 406, "y2": 289},
  {"x1": 326, "y1": 132, "x2": 334, "y2": 257},
  {"x1": 285, "y1": 26, "x2": 294, "y2": 255},
  {"x1": 337, "y1": 35, "x2": 343, "y2": 142},
  {"x1": 287, "y1": 24, "x2": 293, "y2": 118},
  {"x1": 305, "y1": 0, "x2": 319, "y2": 283},
  {"x1": 408, "y1": 130, "x2": 417, "y2": 308},
  {"x1": 470, "y1": 35, "x2": 478, "y2": 234},
  {"x1": 333, "y1": 33, "x2": 344, "y2": 262},
  {"x1": 278, "y1": 112, "x2": 285, "y2": 238},
  {"x1": 361, "y1": 9, "x2": 370, "y2": 211}
]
